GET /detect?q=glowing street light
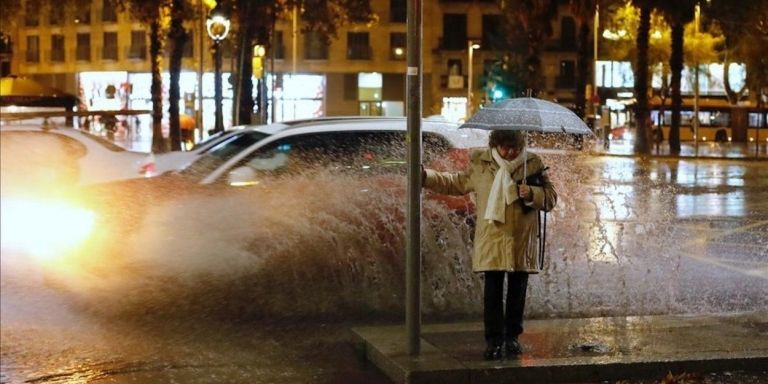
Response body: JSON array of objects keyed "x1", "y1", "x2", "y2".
[
  {"x1": 207, "y1": 4, "x2": 230, "y2": 133},
  {"x1": 467, "y1": 39, "x2": 481, "y2": 119},
  {"x1": 602, "y1": 28, "x2": 627, "y2": 41}
]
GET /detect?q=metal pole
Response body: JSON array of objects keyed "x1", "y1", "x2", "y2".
[
  {"x1": 593, "y1": 5, "x2": 598, "y2": 95},
  {"x1": 406, "y1": 0, "x2": 423, "y2": 356},
  {"x1": 270, "y1": 10, "x2": 277, "y2": 124},
  {"x1": 467, "y1": 40, "x2": 473, "y2": 119},
  {"x1": 198, "y1": 0, "x2": 204, "y2": 138},
  {"x1": 214, "y1": 40, "x2": 223, "y2": 133},
  {"x1": 292, "y1": 6, "x2": 298, "y2": 75},
  {"x1": 694, "y1": 3, "x2": 700, "y2": 156},
  {"x1": 594, "y1": 5, "x2": 606, "y2": 149},
  {"x1": 759, "y1": 90, "x2": 765, "y2": 158}
]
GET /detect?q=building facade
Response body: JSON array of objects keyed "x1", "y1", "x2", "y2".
[{"x1": 8, "y1": 0, "x2": 582, "y2": 133}]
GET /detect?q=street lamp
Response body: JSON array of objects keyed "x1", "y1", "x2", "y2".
[
  {"x1": 467, "y1": 39, "x2": 481, "y2": 120},
  {"x1": 253, "y1": 44, "x2": 266, "y2": 124},
  {"x1": 593, "y1": 5, "x2": 607, "y2": 148},
  {"x1": 206, "y1": 4, "x2": 230, "y2": 133}
]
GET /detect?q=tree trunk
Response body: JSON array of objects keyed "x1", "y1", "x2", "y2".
[
  {"x1": 723, "y1": 57, "x2": 737, "y2": 104},
  {"x1": 525, "y1": 42, "x2": 544, "y2": 94},
  {"x1": 168, "y1": 0, "x2": 187, "y2": 151},
  {"x1": 238, "y1": 32, "x2": 255, "y2": 125},
  {"x1": 150, "y1": 20, "x2": 166, "y2": 154},
  {"x1": 723, "y1": 57, "x2": 747, "y2": 105},
  {"x1": 633, "y1": 5, "x2": 651, "y2": 155},
  {"x1": 668, "y1": 21, "x2": 684, "y2": 154},
  {"x1": 575, "y1": 20, "x2": 590, "y2": 119}
]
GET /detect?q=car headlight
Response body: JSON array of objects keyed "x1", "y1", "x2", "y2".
[{"x1": 1, "y1": 198, "x2": 95, "y2": 263}]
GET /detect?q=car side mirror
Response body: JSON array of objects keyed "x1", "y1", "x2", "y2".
[{"x1": 227, "y1": 166, "x2": 258, "y2": 187}]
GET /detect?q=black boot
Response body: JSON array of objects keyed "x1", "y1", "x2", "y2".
[
  {"x1": 505, "y1": 338, "x2": 523, "y2": 356},
  {"x1": 483, "y1": 343, "x2": 503, "y2": 360}
]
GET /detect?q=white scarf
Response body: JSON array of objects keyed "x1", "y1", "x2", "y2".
[{"x1": 484, "y1": 147, "x2": 525, "y2": 224}]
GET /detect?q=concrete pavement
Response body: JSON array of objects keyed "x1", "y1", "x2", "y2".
[{"x1": 353, "y1": 311, "x2": 768, "y2": 384}]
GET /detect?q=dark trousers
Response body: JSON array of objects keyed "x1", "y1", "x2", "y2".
[{"x1": 483, "y1": 271, "x2": 529, "y2": 346}]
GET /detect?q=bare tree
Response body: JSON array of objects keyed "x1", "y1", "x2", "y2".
[
  {"x1": 498, "y1": 0, "x2": 559, "y2": 95},
  {"x1": 167, "y1": 0, "x2": 196, "y2": 151},
  {"x1": 630, "y1": 0, "x2": 657, "y2": 155},
  {"x1": 221, "y1": 0, "x2": 375, "y2": 126},
  {"x1": 656, "y1": 0, "x2": 696, "y2": 154},
  {"x1": 113, "y1": 0, "x2": 168, "y2": 153},
  {"x1": 570, "y1": 0, "x2": 600, "y2": 120}
]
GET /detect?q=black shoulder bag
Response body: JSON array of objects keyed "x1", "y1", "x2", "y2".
[{"x1": 518, "y1": 167, "x2": 549, "y2": 270}]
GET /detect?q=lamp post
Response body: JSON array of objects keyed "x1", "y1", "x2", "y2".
[
  {"x1": 594, "y1": 5, "x2": 607, "y2": 148},
  {"x1": 253, "y1": 44, "x2": 266, "y2": 124},
  {"x1": 206, "y1": 4, "x2": 230, "y2": 134},
  {"x1": 466, "y1": 40, "x2": 481, "y2": 120}
]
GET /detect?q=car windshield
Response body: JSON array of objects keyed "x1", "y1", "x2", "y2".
[
  {"x1": 190, "y1": 130, "x2": 229, "y2": 151},
  {"x1": 177, "y1": 131, "x2": 270, "y2": 179}
]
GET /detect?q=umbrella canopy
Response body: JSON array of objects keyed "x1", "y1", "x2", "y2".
[
  {"x1": 0, "y1": 76, "x2": 78, "y2": 108},
  {"x1": 460, "y1": 97, "x2": 593, "y2": 135}
]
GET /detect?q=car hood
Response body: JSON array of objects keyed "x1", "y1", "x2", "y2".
[
  {"x1": 83, "y1": 173, "x2": 201, "y2": 200},
  {"x1": 153, "y1": 151, "x2": 199, "y2": 174}
]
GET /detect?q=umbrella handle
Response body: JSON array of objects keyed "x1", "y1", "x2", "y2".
[{"x1": 522, "y1": 136, "x2": 528, "y2": 182}]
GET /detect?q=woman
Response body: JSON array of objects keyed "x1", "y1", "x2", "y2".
[{"x1": 423, "y1": 129, "x2": 557, "y2": 360}]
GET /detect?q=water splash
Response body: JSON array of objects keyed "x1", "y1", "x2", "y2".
[{"x1": 40, "y1": 153, "x2": 768, "y2": 321}]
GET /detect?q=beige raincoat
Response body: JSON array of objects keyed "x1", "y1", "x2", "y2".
[{"x1": 424, "y1": 148, "x2": 557, "y2": 273}]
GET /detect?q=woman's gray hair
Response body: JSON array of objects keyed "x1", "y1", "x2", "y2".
[{"x1": 488, "y1": 130, "x2": 525, "y2": 150}]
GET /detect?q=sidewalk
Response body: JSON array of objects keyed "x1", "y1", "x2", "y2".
[
  {"x1": 353, "y1": 311, "x2": 768, "y2": 384},
  {"x1": 591, "y1": 140, "x2": 768, "y2": 160}
]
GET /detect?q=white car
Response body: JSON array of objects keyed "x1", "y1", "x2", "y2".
[
  {"x1": 151, "y1": 124, "x2": 288, "y2": 174},
  {"x1": 0, "y1": 124, "x2": 155, "y2": 188},
  {"x1": 15, "y1": 117, "x2": 488, "y2": 291},
  {"x1": 176, "y1": 116, "x2": 489, "y2": 186},
  {"x1": 150, "y1": 116, "x2": 435, "y2": 175},
  {"x1": 1, "y1": 124, "x2": 156, "y2": 267}
]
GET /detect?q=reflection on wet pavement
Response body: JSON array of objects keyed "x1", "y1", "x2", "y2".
[{"x1": 1, "y1": 315, "x2": 390, "y2": 384}]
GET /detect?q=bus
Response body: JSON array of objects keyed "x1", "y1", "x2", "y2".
[{"x1": 650, "y1": 98, "x2": 767, "y2": 143}]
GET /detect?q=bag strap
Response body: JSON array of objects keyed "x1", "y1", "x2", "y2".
[{"x1": 538, "y1": 210, "x2": 547, "y2": 270}]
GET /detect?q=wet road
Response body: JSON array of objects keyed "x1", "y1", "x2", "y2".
[{"x1": 2, "y1": 154, "x2": 767, "y2": 383}]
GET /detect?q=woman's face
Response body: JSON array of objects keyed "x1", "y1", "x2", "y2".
[{"x1": 496, "y1": 144, "x2": 521, "y2": 161}]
